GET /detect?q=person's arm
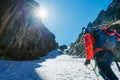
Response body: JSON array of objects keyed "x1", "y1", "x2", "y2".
[
  {"x1": 84, "y1": 33, "x2": 94, "y2": 60},
  {"x1": 115, "y1": 32, "x2": 120, "y2": 37},
  {"x1": 113, "y1": 30, "x2": 120, "y2": 41}
]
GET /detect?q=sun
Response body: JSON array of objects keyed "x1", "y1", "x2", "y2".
[{"x1": 36, "y1": 8, "x2": 47, "y2": 19}]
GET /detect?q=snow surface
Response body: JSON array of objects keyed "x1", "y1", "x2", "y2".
[{"x1": 0, "y1": 50, "x2": 120, "y2": 80}]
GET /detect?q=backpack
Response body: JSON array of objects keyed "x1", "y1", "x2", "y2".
[{"x1": 92, "y1": 29, "x2": 117, "y2": 50}]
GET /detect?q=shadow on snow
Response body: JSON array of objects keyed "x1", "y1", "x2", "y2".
[{"x1": 0, "y1": 50, "x2": 61, "y2": 80}]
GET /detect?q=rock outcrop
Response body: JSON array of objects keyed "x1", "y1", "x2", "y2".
[
  {"x1": 0, "y1": 0, "x2": 57, "y2": 60},
  {"x1": 68, "y1": 0, "x2": 120, "y2": 61}
]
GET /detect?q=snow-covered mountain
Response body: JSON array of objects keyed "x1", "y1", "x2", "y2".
[{"x1": 0, "y1": 50, "x2": 119, "y2": 80}]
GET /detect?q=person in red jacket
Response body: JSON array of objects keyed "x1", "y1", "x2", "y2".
[
  {"x1": 84, "y1": 31, "x2": 95, "y2": 64},
  {"x1": 83, "y1": 26, "x2": 120, "y2": 80},
  {"x1": 83, "y1": 26, "x2": 95, "y2": 65}
]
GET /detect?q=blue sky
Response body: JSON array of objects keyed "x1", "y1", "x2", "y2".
[{"x1": 35, "y1": 0, "x2": 112, "y2": 45}]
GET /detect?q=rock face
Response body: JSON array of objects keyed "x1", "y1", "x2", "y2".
[
  {"x1": 68, "y1": 0, "x2": 120, "y2": 61},
  {"x1": 92, "y1": 0, "x2": 120, "y2": 27},
  {"x1": 0, "y1": 0, "x2": 57, "y2": 60}
]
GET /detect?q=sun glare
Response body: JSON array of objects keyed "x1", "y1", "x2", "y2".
[{"x1": 36, "y1": 8, "x2": 47, "y2": 19}]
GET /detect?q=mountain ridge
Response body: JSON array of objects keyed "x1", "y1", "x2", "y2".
[{"x1": 68, "y1": 0, "x2": 120, "y2": 61}]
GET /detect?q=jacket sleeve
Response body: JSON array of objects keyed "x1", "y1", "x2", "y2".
[
  {"x1": 114, "y1": 30, "x2": 120, "y2": 41},
  {"x1": 84, "y1": 33, "x2": 94, "y2": 60}
]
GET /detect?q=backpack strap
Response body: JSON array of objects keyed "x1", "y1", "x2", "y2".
[{"x1": 91, "y1": 29, "x2": 102, "y2": 40}]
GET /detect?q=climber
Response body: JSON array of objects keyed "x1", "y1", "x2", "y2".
[{"x1": 83, "y1": 25, "x2": 120, "y2": 80}]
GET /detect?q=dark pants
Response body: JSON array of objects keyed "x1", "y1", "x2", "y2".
[{"x1": 94, "y1": 50, "x2": 118, "y2": 80}]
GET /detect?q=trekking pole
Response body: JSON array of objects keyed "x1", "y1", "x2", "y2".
[
  {"x1": 85, "y1": 64, "x2": 99, "y2": 80},
  {"x1": 90, "y1": 63, "x2": 99, "y2": 80},
  {"x1": 115, "y1": 61, "x2": 120, "y2": 72}
]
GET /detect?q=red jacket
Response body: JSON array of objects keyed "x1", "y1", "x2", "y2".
[{"x1": 84, "y1": 33, "x2": 95, "y2": 60}]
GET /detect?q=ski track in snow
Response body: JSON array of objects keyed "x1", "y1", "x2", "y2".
[{"x1": 0, "y1": 50, "x2": 120, "y2": 80}]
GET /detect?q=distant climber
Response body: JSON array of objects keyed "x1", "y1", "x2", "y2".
[{"x1": 83, "y1": 25, "x2": 120, "y2": 80}]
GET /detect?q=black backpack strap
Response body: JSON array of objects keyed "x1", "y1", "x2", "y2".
[{"x1": 91, "y1": 29, "x2": 102, "y2": 40}]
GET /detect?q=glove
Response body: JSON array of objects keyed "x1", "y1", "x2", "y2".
[{"x1": 84, "y1": 60, "x2": 90, "y2": 66}]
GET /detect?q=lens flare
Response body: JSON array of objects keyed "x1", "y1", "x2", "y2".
[{"x1": 36, "y1": 8, "x2": 47, "y2": 19}]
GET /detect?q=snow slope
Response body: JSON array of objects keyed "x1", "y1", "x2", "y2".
[{"x1": 0, "y1": 50, "x2": 120, "y2": 80}]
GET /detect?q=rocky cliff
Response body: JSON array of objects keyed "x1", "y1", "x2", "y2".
[
  {"x1": 0, "y1": 0, "x2": 57, "y2": 60},
  {"x1": 68, "y1": 0, "x2": 120, "y2": 61}
]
